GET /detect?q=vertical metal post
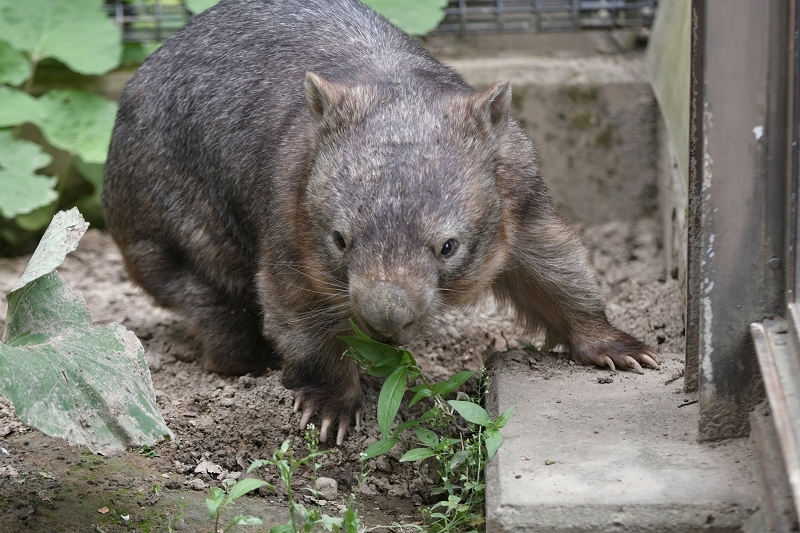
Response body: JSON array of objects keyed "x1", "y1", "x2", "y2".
[
  {"x1": 690, "y1": 0, "x2": 787, "y2": 441},
  {"x1": 685, "y1": 0, "x2": 704, "y2": 394}
]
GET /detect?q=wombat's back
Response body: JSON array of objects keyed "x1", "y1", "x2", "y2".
[{"x1": 103, "y1": 0, "x2": 469, "y2": 259}]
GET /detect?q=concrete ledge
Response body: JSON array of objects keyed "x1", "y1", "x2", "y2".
[{"x1": 486, "y1": 350, "x2": 759, "y2": 532}]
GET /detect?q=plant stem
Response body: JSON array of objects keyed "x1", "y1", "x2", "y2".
[{"x1": 57, "y1": 153, "x2": 75, "y2": 194}]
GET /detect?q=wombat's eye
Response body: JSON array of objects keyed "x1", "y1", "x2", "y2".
[
  {"x1": 333, "y1": 231, "x2": 347, "y2": 251},
  {"x1": 440, "y1": 239, "x2": 458, "y2": 258}
]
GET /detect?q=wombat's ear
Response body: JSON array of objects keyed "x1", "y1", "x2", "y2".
[
  {"x1": 305, "y1": 71, "x2": 346, "y2": 123},
  {"x1": 471, "y1": 80, "x2": 511, "y2": 138}
]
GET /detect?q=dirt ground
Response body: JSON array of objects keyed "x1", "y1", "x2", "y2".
[{"x1": 0, "y1": 217, "x2": 684, "y2": 532}]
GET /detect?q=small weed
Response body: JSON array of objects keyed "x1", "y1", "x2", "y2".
[
  {"x1": 139, "y1": 445, "x2": 159, "y2": 459},
  {"x1": 248, "y1": 431, "x2": 362, "y2": 533},
  {"x1": 205, "y1": 476, "x2": 268, "y2": 533},
  {"x1": 341, "y1": 321, "x2": 514, "y2": 532}
]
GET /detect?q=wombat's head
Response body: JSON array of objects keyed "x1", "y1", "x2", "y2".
[{"x1": 303, "y1": 72, "x2": 512, "y2": 343}]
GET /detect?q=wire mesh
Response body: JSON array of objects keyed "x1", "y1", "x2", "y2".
[{"x1": 105, "y1": 0, "x2": 656, "y2": 42}]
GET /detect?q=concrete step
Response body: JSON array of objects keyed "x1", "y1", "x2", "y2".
[{"x1": 486, "y1": 350, "x2": 760, "y2": 532}]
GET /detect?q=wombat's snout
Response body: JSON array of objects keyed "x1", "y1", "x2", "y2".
[{"x1": 358, "y1": 283, "x2": 416, "y2": 338}]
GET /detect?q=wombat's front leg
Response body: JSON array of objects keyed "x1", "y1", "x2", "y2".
[
  {"x1": 492, "y1": 214, "x2": 659, "y2": 373},
  {"x1": 280, "y1": 334, "x2": 363, "y2": 445}
]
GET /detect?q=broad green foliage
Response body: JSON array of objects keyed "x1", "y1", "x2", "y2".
[
  {"x1": 0, "y1": 130, "x2": 56, "y2": 219},
  {"x1": 0, "y1": 85, "x2": 43, "y2": 127},
  {"x1": 0, "y1": 0, "x2": 122, "y2": 75},
  {"x1": 0, "y1": 0, "x2": 122, "y2": 253},
  {"x1": 0, "y1": 40, "x2": 29, "y2": 86},
  {"x1": 362, "y1": 0, "x2": 448, "y2": 35},
  {"x1": 0, "y1": 209, "x2": 173, "y2": 455},
  {"x1": 37, "y1": 89, "x2": 117, "y2": 164},
  {"x1": 185, "y1": 0, "x2": 221, "y2": 14},
  {"x1": 182, "y1": 0, "x2": 446, "y2": 35}
]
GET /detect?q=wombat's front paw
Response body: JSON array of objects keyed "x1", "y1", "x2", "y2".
[
  {"x1": 570, "y1": 326, "x2": 659, "y2": 374},
  {"x1": 292, "y1": 385, "x2": 363, "y2": 445}
]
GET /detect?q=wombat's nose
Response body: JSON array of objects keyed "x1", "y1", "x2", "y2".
[{"x1": 360, "y1": 283, "x2": 415, "y2": 338}]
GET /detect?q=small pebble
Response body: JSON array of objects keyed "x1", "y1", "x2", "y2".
[{"x1": 315, "y1": 477, "x2": 338, "y2": 500}]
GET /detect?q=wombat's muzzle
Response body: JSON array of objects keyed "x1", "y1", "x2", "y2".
[{"x1": 358, "y1": 283, "x2": 416, "y2": 339}]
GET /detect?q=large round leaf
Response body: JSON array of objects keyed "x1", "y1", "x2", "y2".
[
  {"x1": 0, "y1": 86, "x2": 44, "y2": 127},
  {"x1": 0, "y1": 129, "x2": 56, "y2": 218},
  {"x1": 0, "y1": 208, "x2": 174, "y2": 455},
  {"x1": 36, "y1": 89, "x2": 117, "y2": 164},
  {"x1": 0, "y1": 39, "x2": 30, "y2": 86},
  {"x1": 362, "y1": 0, "x2": 447, "y2": 35},
  {"x1": 0, "y1": 0, "x2": 122, "y2": 75}
]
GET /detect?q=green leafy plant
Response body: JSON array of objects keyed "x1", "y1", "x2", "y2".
[
  {"x1": 246, "y1": 432, "x2": 362, "y2": 533},
  {"x1": 205, "y1": 477, "x2": 268, "y2": 533},
  {"x1": 341, "y1": 322, "x2": 514, "y2": 532},
  {"x1": 181, "y1": 0, "x2": 447, "y2": 35},
  {"x1": 0, "y1": 0, "x2": 122, "y2": 254},
  {"x1": 362, "y1": 0, "x2": 447, "y2": 35}
]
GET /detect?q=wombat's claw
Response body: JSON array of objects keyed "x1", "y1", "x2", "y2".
[
  {"x1": 292, "y1": 392, "x2": 361, "y2": 445},
  {"x1": 602, "y1": 356, "x2": 616, "y2": 372},
  {"x1": 623, "y1": 355, "x2": 644, "y2": 374},
  {"x1": 640, "y1": 353, "x2": 659, "y2": 370}
]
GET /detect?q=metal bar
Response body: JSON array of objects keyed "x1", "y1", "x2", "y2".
[
  {"x1": 685, "y1": 0, "x2": 704, "y2": 394},
  {"x1": 751, "y1": 318, "x2": 800, "y2": 519},
  {"x1": 694, "y1": 0, "x2": 785, "y2": 441}
]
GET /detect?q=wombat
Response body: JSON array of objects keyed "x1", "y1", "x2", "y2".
[{"x1": 102, "y1": 0, "x2": 658, "y2": 445}]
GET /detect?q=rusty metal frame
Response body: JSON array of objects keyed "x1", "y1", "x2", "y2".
[{"x1": 690, "y1": 0, "x2": 787, "y2": 442}]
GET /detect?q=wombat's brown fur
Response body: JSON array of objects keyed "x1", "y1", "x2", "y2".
[{"x1": 102, "y1": 0, "x2": 658, "y2": 444}]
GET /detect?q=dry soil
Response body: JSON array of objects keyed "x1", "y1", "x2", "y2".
[{"x1": 0, "y1": 217, "x2": 683, "y2": 532}]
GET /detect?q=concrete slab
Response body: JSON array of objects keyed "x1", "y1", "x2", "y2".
[{"x1": 486, "y1": 350, "x2": 760, "y2": 533}]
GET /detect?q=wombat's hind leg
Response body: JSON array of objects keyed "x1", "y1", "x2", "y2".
[
  {"x1": 122, "y1": 241, "x2": 279, "y2": 375},
  {"x1": 194, "y1": 297, "x2": 279, "y2": 376}
]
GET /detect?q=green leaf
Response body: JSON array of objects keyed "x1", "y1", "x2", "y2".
[
  {"x1": 395, "y1": 419, "x2": 421, "y2": 433},
  {"x1": 399, "y1": 447, "x2": 436, "y2": 462},
  {"x1": 362, "y1": 437, "x2": 399, "y2": 459},
  {"x1": 185, "y1": 0, "x2": 222, "y2": 14},
  {"x1": 0, "y1": 0, "x2": 122, "y2": 75},
  {"x1": 431, "y1": 370, "x2": 476, "y2": 396},
  {"x1": 378, "y1": 366, "x2": 407, "y2": 437},
  {"x1": 270, "y1": 523, "x2": 296, "y2": 533},
  {"x1": 316, "y1": 515, "x2": 343, "y2": 531},
  {"x1": 448, "y1": 400, "x2": 491, "y2": 427},
  {"x1": 0, "y1": 208, "x2": 174, "y2": 455},
  {"x1": 227, "y1": 478, "x2": 268, "y2": 500},
  {"x1": 343, "y1": 508, "x2": 362, "y2": 533},
  {"x1": 362, "y1": 364, "x2": 399, "y2": 378},
  {"x1": 338, "y1": 335, "x2": 404, "y2": 367},
  {"x1": 415, "y1": 427, "x2": 438, "y2": 447},
  {"x1": 448, "y1": 449, "x2": 471, "y2": 470},
  {"x1": 229, "y1": 515, "x2": 264, "y2": 526},
  {"x1": 484, "y1": 429, "x2": 504, "y2": 461},
  {"x1": 362, "y1": 0, "x2": 447, "y2": 35},
  {"x1": 493, "y1": 406, "x2": 516, "y2": 430},
  {"x1": 36, "y1": 89, "x2": 117, "y2": 163},
  {"x1": 206, "y1": 486, "x2": 224, "y2": 518},
  {"x1": 0, "y1": 129, "x2": 56, "y2": 219},
  {"x1": 0, "y1": 39, "x2": 29, "y2": 86},
  {"x1": 0, "y1": 86, "x2": 44, "y2": 128},
  {"x1": 409, "y1": 388, "x2": 433, "y2": 407}
]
